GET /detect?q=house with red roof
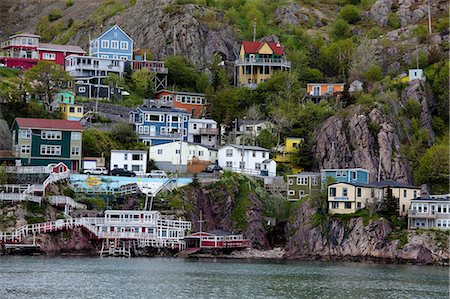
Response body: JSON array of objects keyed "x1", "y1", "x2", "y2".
[
  {"x1": 10, "y1": 118, "x2": 83, "y2": 171},
  {"x1": 235, "y1": 41, "x2": 291, "y2": 88},
  {"x1": 38, "y1": 43, "x2": 85, "y2": 66}
]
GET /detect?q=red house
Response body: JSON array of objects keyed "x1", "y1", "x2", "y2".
[
  {"x1": 154, "y1": 90, "x2": 206, "y2": 118},
  {"x1": 185, "y1": 230, "x2": 250, "y2": 249},
  {"x1": 0, "y1": 33, "x2": 40, "y2": 69},
  {"x1": 38, "y1": 43, "x2": 85, "y2": 66}
]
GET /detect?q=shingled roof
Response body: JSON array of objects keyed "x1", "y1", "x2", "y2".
[
  {"x1": 14, "y1": 118, "x2": 83, "y2": 131},
  {"x1": 241, "y1": 41, "x2": 284, "y2": 55}
]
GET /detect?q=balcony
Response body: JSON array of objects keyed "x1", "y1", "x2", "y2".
[
  {"x1": 235, "y1": 58, "x2": 291, "y2": 68},
  {"x1": 408, "y1": 209, "x2": 437, "y2": 219},
  {"x1": 132, "y1": 60, "x2": 168, "y2": 74},
  {"x1": 199, "y1": 128, "x2": 219, "y2": 135},
  {"x1": 330, "y1": 196, "x2": 350, "y2": 201}
]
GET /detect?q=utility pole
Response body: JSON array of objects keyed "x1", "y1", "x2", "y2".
[
  {"x1": 173, "y1": 26, "x2": 177, "y2": 55},
  {"x1": 427, "y1": 0, "x2": 432, "y2": 34},
  {"x1": 197, "y1": 211, "x2": 205, "y2": 232},
  {"x1": 253, "y1": 20, "x2": 256, "y2": 42},
  {"x1": 416, "y1": 44, "x2": 419, "y2": 69},
  {"x1": 178, "y1": 113, "x2": 183, "y2": 178}
]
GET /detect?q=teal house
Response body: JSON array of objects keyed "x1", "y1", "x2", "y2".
[
  {"x1": 54, "y1": 91, "x2": 75, "y2": 104},
  {"x1": 320, "y1": 168, "x2": 369, "y2": 188},
  {"x1": 11, "y1": 118, "x2": 83, "y2": 171}
]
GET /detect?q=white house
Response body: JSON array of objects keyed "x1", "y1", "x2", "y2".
[
  {"x1": 149, "y1": 141, "x2": 218, "y2": 172},
  {"x1": 110, "y1": 150, "x2": 147, "y2": 175},
  {"x1": 408, "y1": 69, "x2": 425, "y2": 81},
  {"x1": 218, "y1": 144, "x2": 276, "y2": 177},
  {"x1": 187, "y1": 118, "x2": 219, "y2": 147}
]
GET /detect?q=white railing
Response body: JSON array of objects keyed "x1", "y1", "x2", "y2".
[
  {"x1": 0, "y1": 192, "x2": 42, "y2": 204},
  {"x1": 235, "y1": 58, "x2": 291, "y2": 67},
  {"x1": 43, "y1": 171, "x2": 70, "y2": 190},
  {"x1": 222, "y1": 167, "x2": 276, "y2": 177},
  {"x1": 48, "y1": 196, "x2": 87, "y2": 210},
  {"x1": 5, "y1": 166, "x2": 51, "y2": 174}
]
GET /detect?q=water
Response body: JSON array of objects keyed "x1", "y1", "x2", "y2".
[{"x1": 0, "y1": 257, "x2": 447, "y2": 299}]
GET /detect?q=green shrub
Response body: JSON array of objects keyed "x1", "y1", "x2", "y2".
[
  {"x1": 367, "y1": 27, "x2": 382, "y2": 39},
  {"x1": 436, "y1": 17, "x2": 449, "y2": 34},
  {"x1": 48, "y1": 9, "x2": 62, "y2": 21},
  {"x1": 338, "y1": 5, "x2": 361, "y2": 24},
  {"x1": 66, "y1": 0, "x2": 74, "y2": 7},
  {"x1": 413, "y1": 25, "x2": 429, "y2": 43},
  {"x1": 26, "y1": 216, "x2": 46, "y2": 224},
  {"x1": 332, "y1": 19, "x2": 351, "y2": 39},
  {"x1": 364, "y1": 65, "x2": 382, "y2": 82},
  {"x1": 403, "y1": 98, "x2": 421, "y2": 119},
  {"x1": 387, "y1": 13, "x2": 400, "y2": 29}
]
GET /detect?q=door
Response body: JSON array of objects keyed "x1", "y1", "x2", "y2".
[
  {"x1": 150, "y1": 126, "x2": 156, "y2": 136},
  {"x1": 313, "y1": 86, "x2": 320, "y2": 96}
]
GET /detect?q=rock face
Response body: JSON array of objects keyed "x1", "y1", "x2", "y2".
[
  {"x1": 369, "y1": 0, "x2": 393, "y2": 27},
  {"x1": 285, "y1": 201, "x2": 449, "y2": 264},
  {"x1": 274, "y1": 2, "x2": 326, "y2": 27},
  {"x1": 314, "y1": 80, "x2": 434, "y2": 183},
  {"x1": 186, "y1": 186, "x2": 270, "y2": 250}
]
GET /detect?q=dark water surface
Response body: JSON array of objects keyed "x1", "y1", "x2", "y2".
[{"x1": 0, "y1": 256, "x2": 448, "y2": 298}]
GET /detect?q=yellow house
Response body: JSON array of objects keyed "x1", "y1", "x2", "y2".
[
  {"x1": 60, "y1": 103, "x2": 84, "y2": 121},
  {"x1": 274, "y1": 137, "x2": 303, "y2": 163},
  {"x1": 235, "y1": 41, "x2": 290, "y2": 88},
  {"x1": 328, "y1": 182, "x2": 383, "y2": 214}
]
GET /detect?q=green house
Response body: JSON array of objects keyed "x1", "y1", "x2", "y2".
[
  {"x1": 11, "y1": 118, "x2": 83, "y2": 171},
  {"x1": 54, "y1": 90, "x2": 75, "y2": 105},
  {"x1": 287, "y1": 172, "x2": 321, "y2": 201}
]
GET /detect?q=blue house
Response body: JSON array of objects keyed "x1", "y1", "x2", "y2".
[
  {"x1": 320, "y1": 168, "x2": 369, "y2": 187},
  {"x1": 129, "y1": 107, "x2": 190, "y2": 146},
  {"x1": 89, "y1": 25, "x2": 133, "y2": 60}
]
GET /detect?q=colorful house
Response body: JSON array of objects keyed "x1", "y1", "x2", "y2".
[
  {"x1": 287, "y1": 172, "x2": 321, "y2": 201},
  {"x1": 235, "y1": 41, "x2": 291, "y2": 88},
  {"x1": 37, "y1": 43, "x2": 85, "y2": 66},
  {"x1": 408, "y1": 196, "x2": 450, "y2": 230},
  {"x1": 89, "y1": 25, "x2": 133, "y2": 60},
  {"x1": 306, "y1": 83, "x2": 345, "y2": 103},
  {"x1": 327, "y1": 182, "x2": 383, "y2": 214},
  {"x1": 274, "y1": 137, "x2": 303, "y2": 171},
  {"x1": 11, "y1": 118, "x2": 83, "y2": 171},
  {"x1": 129, "y1": 107, "x2": 190, "y2": 146},
  {"x1": 370, "y1": 180, "x2": 421, "y2": 217},
  {"x1": 0, "y1": 33, "x2": 40, "y2": 69},
  {"x1": 185, "y1": 230, "x2": 250, "y2": 249},
  {"x1": 153, "y1": 90, "x2": 207, "y2": 118},
  {"x1": 321, "y1": 168, "x2": 369, "y2": 187},
  {"x1": 51, "y1": 91, "x2": 84, "y2": 121}
]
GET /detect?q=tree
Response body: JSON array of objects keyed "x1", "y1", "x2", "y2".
[
  {"x1": 256, "y1": 129, "x2": 277, "y2": 149},
  {"x1": 380, "y1": 187, "x2": 399, "y2": 218},
  {"x1": 245, "y1": 105, "x2": 263, "y2": 146},
  {"x1": 24, "y1": 61, "x2": 72, "y2": 111},
  {"x1": 0, "y1": 162, "x2": 8, "y2": 185},
  {"x1": 415, "y1": 139, "x2": 450, "y2": 194},
  {"x1": 131, "y1": 68, "x2": 155, "y2": 98},
  {"x1": 338, "y1": 5, "x2": 361, "y2": 24},
  {"x1": 165, "y1": 55, "x2": 210, "y2": 93},
  {"x1": 109, "y1": 122, "x2": 139, "y2": 144},
  {"x1": 349, "y1": 36, "x2": 380, "y2": 81}
]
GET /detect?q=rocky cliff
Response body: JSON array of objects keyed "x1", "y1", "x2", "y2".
[
  {"x1": 313, "y1": 80, "x2": 434, "y2": 183},
  {"x1": 285, "y1": 200, "x2": 449, "y2": 265}
]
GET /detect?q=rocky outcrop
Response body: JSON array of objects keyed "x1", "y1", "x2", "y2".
[
  {"x1": 274, "y1": 2, "x2": 326, "y2": 27},
  {"x1": 314, "y1": 78, "x2": 434, "y2": 183},
  {"x1": 396, "y1": 0, "x2": 448, "y2": 28},
  {"x1": 369, "y1": 0, "x2": 393, "y2": 27},
  {"x1": 285, "y1": 201, "x2": 449, "y2": 264},
  {"x1": 82, "y1": 101, "x2": 131, "y2": 123}
]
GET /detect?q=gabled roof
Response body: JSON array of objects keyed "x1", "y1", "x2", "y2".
[
  {"x1": 10, "y1": 33, "x2": 40, "y2": 39},
  {"x1": 94, "y1": 25, "x2": 133, "y2": 43},
  {"x1": 155, "y1": 90, "x2": 205, "y2": 97},
  {"x1": 307, "y1": 83, "x2": 345, "y2": 86},
  {"x1": 327, "y1": 182, "x2": 381, "y2": 188},
  {"x1": 133, "y1": 106, "x2": 190, "y2": 114},
  {"x1": 370, "y1": 180, "x2": 420, "y2": 189},
  {"x1": 38, "y1": 43, "x2": 86, "y2": 54},
  {"x1": 288, "y1": 172, "x2": 321, "y2": 177},
  {"x1": 14, "y1": 118, "x2": 83, "y2": 131},
  {"x1": 221, "y1": 144, "x2": 270, "y2": 152},
  {"x1": 321, "y1": 168, "x2": 369, "y2": 173},
  {"x1": 241, "y1": 41, "x2": 285, "y2": 55}
]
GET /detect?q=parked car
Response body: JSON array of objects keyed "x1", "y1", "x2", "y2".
[
  {"x1": 111, "y1": 168, "x2": 136, "y2": 177},
  {"x1": 204, "y1": 164, "x2": 223, "y2": 173},
  {"x1": 83, "y1": 167, "x2": 108, "y2": 175},
  {"x1": 148, "y1": 170, "x2": 168, "y2": 178}
]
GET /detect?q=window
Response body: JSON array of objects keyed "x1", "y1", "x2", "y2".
[
  {"x1": 120, "y1": 56, "x2": 128, "y2": 60},
  {"x1": 262, "y1": 152, "x2": 266, "y2": 158},
  {"x1": 198, "y1": 151, "x2": 204, "y2": 157},
  {"x1": 171, "y1": 116, "x2": 179, "y2": 122},
  {"x1": 41, "y1": 130, "x2": 62, "y2": 140},
  {"x1": 299, "y1": 190, "x2": 305, "y2": 197},
  {"x1": 255, "y1": 163, "x2": 261, "y2": 170},
  {"x1": 297, "y1": 177, "x2": 308, "y2": 185},
  {"x1": 288, "y1": 190, "x2": 295, "y2": 196},
  {"x1": 413, "y1": 191, "x2": 417, "y2": 198},
  {"x1": 111, "y1": 41, "x2": 118, "y2": 49},
  {"x1": 343, "y1": 188, "x2": 348, "y2": 197},
  {"x1": 123, "y1": 164, "x2": 128, "y2": 170},
  {"x1": 124, "y1": 154, "x2": 128, "y2": 160},
  {"x1": 357, "y1": 188, "x2": 362, "y2": 197},
  {"x1": 226, "y1": 149, "x2": 233, "y2": 157},
  {"x1": 239, "y1": 161, "x2": 245, "y2": 169},
  {"x1": 40, "y1": 145, "x2": 61, "y2": 156},
  {"x1": 327, "y1": 86, "x2": 333, "y2": 94},
  {"x1": 101, "y1": 40, "x2": 109, "y2": 48},
  {"x1": 77, "y1": 107, "x2": 83, "y2": 113},
  {"x1": 78, "y1": 87, "x2": 86, "y2": 93},
  {"x1": 332, "y1": 202, "x2": 339, "y2": 209},
  {"x1": 20, "y1": 145, "x2": 30, "y2": 154},
  {"x1": 147, "y1": 114, "x2": 162, "y2": 122},
  {"x1": 352, "y1": 171, "x2": 357, "y2": 180},
  {"x1": 252, "y1": 151, "x2": 256, "y2": 157},
  {"x1": 344, "y1": 202, "x2": 352, "y2": 209},
  {"x1": 42, "y1": 53, "x2": 56, "y2": 60},
  {"x1": 157, "y1": 149, "x2": 163, "y2": 155},
  {"x1": 312, "y1": 177, "x2": 318, "y2": 185},
  {"x1": 175, "y1": 149, "x2": 180, "y2": 154},
  {"x1": 226, "y1": 161, "x2": 233, "y2": 168},
  {"x1": 131, "y1": 165, "x2": 141, "y2": 172},
  {"x1": 132, "y1": 154, "x2": 142, "y2": 160},
  {"x1": 120, "y1": 41, "x2": 128, "y2": 50},
  {"x1": 20, "y1": 129, "x2": 31, "y2": 139},
  {"x1": 71, "y1": 146, "x2": 80, "y2": 156},
  {"x1": 403, "y1": 190, "x2": 407, "y2": 198},
  {"x1": 193, "y1": 124, "x2": 197, "y2": 130},
  {"x1": 69, "y1": 107, "x2": 75, "y2": 113},
  {"x1": 357, "y1": 202, "x2": 362, "y2": 208},
  {"x1": 288, "y1": 179, "x2": 293, "y2": 185},
  {"x1": 71, "y1": 132, "x2": 81, "y2": 140},
  {"x1": 143, "y1": 126, "x2": 149, "y2": 135},
  {"x1": 329, "y1": 188, "x2": 336, "y2": 197}
]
